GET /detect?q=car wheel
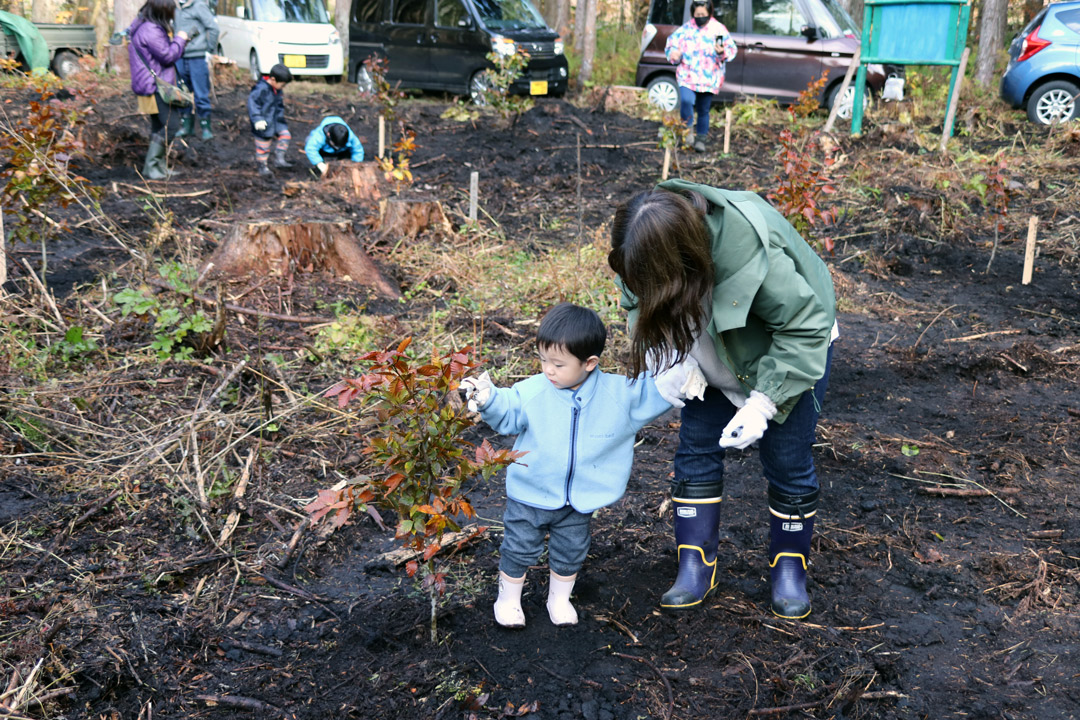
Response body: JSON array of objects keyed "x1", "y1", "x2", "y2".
[
  {"x1": 51, "y1": 50, "x2": 81, "y2": 79},
  {"x1": 469, "y1": 70, "x2": 493, "y2": 106},
  {"x1": 1027, "y1": 80, "x2": 1079, "y2": 125},
  {"x1": 249, "y1": 50, "x2": 261, "y2": 82},
  {"x1": 646, "y1": 75, "x2": 679, "y2": 112},
  {"x1": 826, "y1": 82, "x2": 871, "y2": 120}
]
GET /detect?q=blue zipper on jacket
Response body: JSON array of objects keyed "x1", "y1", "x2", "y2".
[{"x1": 563, "y1": 394, "x2": 582, "y2": 506}]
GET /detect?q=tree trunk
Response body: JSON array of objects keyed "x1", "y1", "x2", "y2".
[
  {"x1": 974, "y1": 0, "x2": 1008, "y2": 88},
  {"x1": 31, "y1": 0, "x2": 60, "y2": 23},
  {"x1": 555, "y1": 0, "x2": 571, "y2": 40},
  {"x1": 332, "y1": 0, "x2": 350, "y2": 72},
  {"x1": 580, "y1": 0, "x2": 597, "y2": 85},
  {"x1": 199, "y1": 221, "x2": 401, "y2": 298},
  {"x1": 90, "y1": 0, "x2": 111, "y2": 54},
  {"x1": 113, "y1": 0, "x2": 142, "y2": 34},
  {"x1": 573, "y1": 0, "x2": 588, "y2": 55}
]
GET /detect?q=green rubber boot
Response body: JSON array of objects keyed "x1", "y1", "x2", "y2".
[
  {"x1": 175, "y1": 114, "x2": 194, "y2": 139},
  {"x1": 199, "y1": 116, "x2": 213, "y2": 140}
]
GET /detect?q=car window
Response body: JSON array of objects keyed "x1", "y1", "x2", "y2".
[
  {"x1": 1056, "y1": 7, "x2": 1080, "y2": 34},
  {"x1": 713, "y1": 0, "x2": 737, "y2": 30},
  {"x1": 251, "y1": 0, "x2": 330, "y2": 22},
  {"x1": 648, "y1": 0, "x2": 682, "y2": 25},
  {"x1": 471, "y1": 0, "x2": 547, "y2": 30},
  {"x1": 354, "y1": 0, "x2": 383, "y2": 23},
  {"x1": 752, "y1": 0, "x2": 807, "y2": 35},
  {"x1": 807, "y1": 0, "x2": 857, "y2": 38},
  {"x1": 436, "y1": 0, "x2": 468, "y2": 27},
  {"x1": 392, "y1": 0, "x2": 426, "y2": 24}
]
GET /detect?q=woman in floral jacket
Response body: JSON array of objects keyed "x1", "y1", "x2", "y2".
[{"x1": 665, "y1": 0, "x2": 737, "y2": 152}]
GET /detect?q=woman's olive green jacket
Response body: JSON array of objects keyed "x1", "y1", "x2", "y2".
[{"x1": 616, "y1": 180, "x2": 836, "y2": 423}]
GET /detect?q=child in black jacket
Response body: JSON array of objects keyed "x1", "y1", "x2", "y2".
[{"x1": 247, "y1": 63, "x2": 292, "y2": 176}]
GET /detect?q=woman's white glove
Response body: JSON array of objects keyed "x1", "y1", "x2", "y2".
[
  {"x1": 719, "y1": 391, "x2": 776, "y2": 449},
  {"x1": 649, "y1": 353, "x2": 707, "y2": 408},
  {"x1": 460, "y1": 371, "x2": 493, "y2": 412},
  {"x1": 254, "y1": 120, "x2": 268, "y2": 131},
  {"x1": 317, "y1": 161, "x2": 329, "y2": 175}
]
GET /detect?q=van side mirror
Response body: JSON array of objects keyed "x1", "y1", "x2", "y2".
[
  {"x1": 800, "y1": 24, "x2": 818, "y2": 40},
  {"x1": 236, "y1": 6, "x2": 246, "y2": 18},
  {"x1": 457, "y1": 17, "x2": 471, "y2": 28}
]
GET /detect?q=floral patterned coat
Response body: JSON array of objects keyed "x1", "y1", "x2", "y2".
[{"x1": 665, "y1": 17, "x2": 737, "y2": 94}]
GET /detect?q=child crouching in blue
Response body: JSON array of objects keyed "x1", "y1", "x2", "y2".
[
  {"x1": 462, "y1": 303, "x2": 671, "y2": 628},
  {"x1": 304, "y1": 116, "x2": 365, "y2": 177}
]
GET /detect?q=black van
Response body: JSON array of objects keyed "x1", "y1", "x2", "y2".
[{"x1": 348, "y1": 0, "x2": 569, "y2": 100}]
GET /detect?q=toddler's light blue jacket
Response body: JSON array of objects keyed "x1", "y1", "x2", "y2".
[
  {"x1": 477, "y1": 370, "x2": 671, "y2": 513},
  {"x1": 303, "y1": 116, "x2": 365, "y2": 166}
]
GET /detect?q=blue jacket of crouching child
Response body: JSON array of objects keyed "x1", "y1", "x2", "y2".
[
  {"x1": 477, "y1": 369, "x2": 671, "y2": 513},
  {"x1": 304, "y1": 116, "x2": 365, "y2": 166}
]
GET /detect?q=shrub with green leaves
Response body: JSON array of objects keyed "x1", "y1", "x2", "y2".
[
  {"x1": 113, "y1": 262, "x2": 214, "y2": 361},
  {"x1": 481, "y1": 50, "x2": 534, "y2": 117}
]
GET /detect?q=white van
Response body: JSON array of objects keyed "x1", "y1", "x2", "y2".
[{"x1": 215, "y1": 0, "x2": 345, "y2": 82}]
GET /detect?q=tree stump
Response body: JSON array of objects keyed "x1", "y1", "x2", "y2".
[
  {"x1": 374, "y1": 198, "x2": 453, "y2": 241},
  {"x1": 282, "y1": 162, "x2": 387, "y2": 205},
  {"x1": 199, "y1": 220, "x2": 400, "y2": 298}
]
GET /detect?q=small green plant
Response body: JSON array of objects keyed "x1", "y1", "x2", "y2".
[
  {"x1": 658, "y1": 112, "x2": 690, "y2": 151},
  {"x1": 313, "y1": 311, "x2": 379, "y2": 360},
  {"x1": 359, "y1": 55, "x2": 405, "y2": 122},
  {"x1": 378, "y1": 124, "x2": 416, "y2": 192},
  {"x1": 51, "y1": 325, "x2": 98, "y2": 362},
  {"x1": 901, "y1": 443, "x2": 920, "y2": 457},
  {"x1": 315, "y1": 340, "x2": 525, "y2": 642},
  {"x1": 113, "y1": 262, "x2": 214, "y2": 361},
  {"x1": 481, "y1": 50, "x2": 534, "y2": 118},
  {"x1": 440, "y1": 100, "x2": 480, "y2": 122}
]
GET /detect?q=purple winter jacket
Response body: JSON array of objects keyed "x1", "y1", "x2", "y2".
[{"x1": 128, "y1": 18, "x2": 187, "y2": 97}]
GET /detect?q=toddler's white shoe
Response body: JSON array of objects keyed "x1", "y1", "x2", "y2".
[
  {"x1": 493, "y1": 571, "x2": 526, "y2": 628},
  {"x1": 546, "y1": 571, "x2": 578, "y2": 626}
]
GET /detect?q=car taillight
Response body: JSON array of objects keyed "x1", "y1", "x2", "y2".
[{"x1": 1017, "y1": 24, "x2": 1051, "y2": 62}]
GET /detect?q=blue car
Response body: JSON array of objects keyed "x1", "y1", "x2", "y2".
[{"x1": 1000, "y1": 1, "x2": 1080, "y2": 125}]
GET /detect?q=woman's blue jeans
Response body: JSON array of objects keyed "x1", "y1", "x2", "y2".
[
  {"x1": 673, "y1": 344, "x2": 834, "y2": 499},
  {"x1": 176, "y1": 56, "x2": 212, "y2": 118},
  {"x1": 679, "y1": 86, "x2": 713, "y2": 137}
]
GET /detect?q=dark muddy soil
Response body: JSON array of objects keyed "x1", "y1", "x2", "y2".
[{"x1": 1, "y1": 82, "x2": 1078, "y2": 720}]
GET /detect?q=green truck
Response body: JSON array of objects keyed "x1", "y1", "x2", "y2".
[{"x1": 0, "y1": 10, "x2": 96, "y2": 78}]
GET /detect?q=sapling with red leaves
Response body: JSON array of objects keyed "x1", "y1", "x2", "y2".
[
  {"x1": 314, "y1": 339, "x2": 524, "y2": 642},
  {"x1": 983, "y1": 153, "x2": 1012, "y2": 273},
  {"x1": 767, "y1": 79, "x2": 839, "y2": 255}
]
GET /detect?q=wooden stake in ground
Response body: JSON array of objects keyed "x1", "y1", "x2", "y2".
[
  {"x1": 940, "y1": 47, "x2": 971, "y2": 153},
  {"x1": 824, "y1": 46, "x2": 860, "y2": 133},
  {"x1": 1022, "y1": 215, "x2": 1039, "y2": 285},
  {"x1": 661, "y1": 147, "x2": 671, "y2": 180},
  {"x1": 0, "y1": 209, "x2": 6, "y2": 291},
  {"x1": 723, "y1": 108, "x2": 732, "y2": 154},
  {"x1": 468, "y1": 170, "x2": 479, "y2": 222},
  {"x1": 378, "y1": 115, "x2": 385, "y2": 159}
]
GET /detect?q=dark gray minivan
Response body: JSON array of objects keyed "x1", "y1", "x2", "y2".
[
  {"x1": 637, "y1": 0, "x2": 885, "y2": 117},
  {"x1": 348, "y1": 0, "x2": 568, "y2": 100}
]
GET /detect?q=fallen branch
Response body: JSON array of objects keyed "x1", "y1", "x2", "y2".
[
  {"x1": 372, "y1": 526, "x2": 487, "y2": 567},
  {"x1": 917, "y1": 486, "x2": 1020, "y2": 497},
  {"x1": 612, "y1": 653, "x2": 672, "y2": 720},
  {"x1": 115, "y1": 182, "x2": 213, "y2": 198},
  {"x1": 944, "y1": 329, "x2": 1022, "y2": 343},
  {"x1": 748, "y1": 691, "x2": 905, "y2": 716},
  {"x1": 222, "y1": 639, "x2": 283, "y2": 658},
  {"x1": 195, "y1": 694, "x2": 288, "y2": 716},
  {"x1": 71, "y1": 489, "x2": 123, "y2": 529},
  {"x1": 148, "y1": 278, "x2": 331, "y2": 324}
]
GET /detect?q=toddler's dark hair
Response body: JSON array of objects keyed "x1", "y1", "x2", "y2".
[
  {"x1": 326, "y1": 123, "x2": 350, "y2": 149},
  {"x1": 537, "y1": 303, "x2": 606, "y2": 362},
  {"x1": 268, "y1": 64, "x2": 293, "y2": 84}
]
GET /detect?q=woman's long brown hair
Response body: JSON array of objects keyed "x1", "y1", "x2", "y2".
[{"x1": 609, "y1": 188, "x2": 714, "y2": 377}]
